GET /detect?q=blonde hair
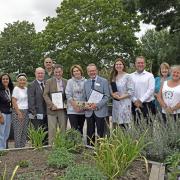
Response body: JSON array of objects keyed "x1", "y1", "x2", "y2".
[{"x1": 159, "y1": 62, "x2": 170, "y2": 76}]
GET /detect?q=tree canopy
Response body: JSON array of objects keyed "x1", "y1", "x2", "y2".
[
  {"x1": 41, "y1": 0, "x2": 141, "y2": 76},
  {"x1": 0, "y1": 21, "x2": 41, "y2": 77}
]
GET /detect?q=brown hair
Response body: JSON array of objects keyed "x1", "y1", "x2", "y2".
[
  {"x1": 70, "y1": 64, "x2": 84, "y2": 77},
  {"x1": 110, "y1": 57, "x2": 126, "y2": 82}
]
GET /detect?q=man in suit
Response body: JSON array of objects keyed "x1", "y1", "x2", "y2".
[
  {"x1": 84, "y1": 63, "x2": 110, "y2": 145},
  {"x1": 43, "y1": 64, "x2": 67, "y2": 144},
  {"x1": 28, "y1": 67, "x2": 48, "y2": 144}
]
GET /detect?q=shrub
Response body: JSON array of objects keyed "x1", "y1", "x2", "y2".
[
  {"x1": 129, "y1": 115, "x2": 180, "y2": 162},
  {"x1": 53, "y1": 129, "x2": 83, "y2": 152},
  {"x1": 28, "y1": 123, "x2": 47, "y2": 149},
  {"x1": 93, "y1": 128, "x2": 147, "y2": 179},
  {"x1": 47, "y1": 147, "x2": 75, "y2": 169},
  {"x1": 60, "y1": 164, "x2": 107, "y2": 180},
  {"x1": 165, "y1": 152, "x2": 180, "y2": 180},
  {"x1": 18, "y1": 160, "x2": 30, "y2": 168}
]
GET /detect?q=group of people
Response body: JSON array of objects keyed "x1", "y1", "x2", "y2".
[{"x1": 0, "y1": 56, "x2": 179, "y2": 149}]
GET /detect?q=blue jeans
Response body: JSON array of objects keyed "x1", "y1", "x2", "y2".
[{"x1": 0, "y1": 113, "x2": 12, "y2": 149}]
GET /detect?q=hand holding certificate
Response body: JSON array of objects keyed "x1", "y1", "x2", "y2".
[{"x1": 51, "y1": 92, "x2": 64, "y2": 110}]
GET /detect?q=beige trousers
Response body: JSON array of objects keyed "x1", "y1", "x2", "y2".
[{"x1": 47, "y1": 110, "x2": 67, "y2": 145}]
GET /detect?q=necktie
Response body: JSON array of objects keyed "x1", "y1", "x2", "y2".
[
  {"x1": 40, "y1": 83, "x2": 44, "y2": 92},
  {"x1": 91, "y1": 79, "x2": 95, "y2": 90}
]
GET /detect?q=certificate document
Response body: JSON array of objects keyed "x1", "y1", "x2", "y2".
[
  {"x1": 52, "y1": 92, "x2": 64, "y2": 109},
  {"x1": 88, "y1": 90, "x2": 103, "y2": 103}
]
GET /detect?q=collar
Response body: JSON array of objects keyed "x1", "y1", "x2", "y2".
[
  {"x1": 90, "y1": 75, "x2": 98, "y2": 81},
  {"x1": 36, "y1": 80, "x2": 44, "y2": 84},
  {"x1": 134, "y1": 70, "x2": 146, "y2": 74}
]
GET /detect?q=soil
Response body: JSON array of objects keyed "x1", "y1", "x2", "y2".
[{"x1": 0, "y1": 147, "x2": 150, "y2": 180}]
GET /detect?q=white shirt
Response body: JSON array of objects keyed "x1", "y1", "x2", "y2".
[
  {"x1": 130, "y1": 70, "x2": 155, "y2": 103},
  {"x1": 56, "y1": 78, "x2": 63, "y2": 91},
  {"x1": 12, "y1": 86, "x2": 28, "y2": 109},
  {"x1": 162, "y1": 81, "x2": 180, "y2": 114}
]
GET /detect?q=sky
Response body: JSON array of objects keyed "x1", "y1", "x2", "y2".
[{"x1": 0, "y1": 0, "x2": 155, "y2": 37}]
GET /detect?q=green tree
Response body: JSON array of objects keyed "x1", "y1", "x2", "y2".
[
  {"x1": 138, "y1": 0, "x2": 180, "y2": 33},
  {"x1": 0, "y1": 21, "x2": 41, "y2": 77},
  {"x1": 139, "y1": 29, "x2": 180, "y2": 76},
  {"x1": 41, "y1": 0, "x2": 141, "y2": 77}
]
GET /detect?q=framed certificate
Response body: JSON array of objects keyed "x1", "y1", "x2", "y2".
[
  {"x1": 51, "y1": 92, "x2": 64, "y2": 109},
  {"x1": 88, "y1": 90, "x2": 103, "y2": 103}
]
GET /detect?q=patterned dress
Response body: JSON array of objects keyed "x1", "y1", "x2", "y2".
[{"x1": 112, "y1": 73, "x2": 134, "y2": 124}]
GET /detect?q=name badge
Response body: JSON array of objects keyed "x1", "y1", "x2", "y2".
[{"x1": 95, "y1": 83, "x2": 100, "y2": 86}]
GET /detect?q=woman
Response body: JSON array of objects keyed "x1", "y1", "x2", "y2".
[
  {"x1": 0, "y1": 74, "x2": 14, "y2": 149},
  {"x1": 155, "y1": 62, "x2": 171, "y2": 110},
  {"x1": 158, "y1": 65, "x2": 180, "y2": 123},
  {"x1": 12, "y1": 73, "x2": 29, "y2": 148},
  {"x1": 65, "y1": 65, "x2": 86, "y2": 135},
  {"x1": 110, "y1": 58, "x2": 134, "y2": 129}
]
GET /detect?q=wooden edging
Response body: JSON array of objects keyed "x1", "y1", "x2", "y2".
[
  {"x1": 0, "y1": 145, "x2": 52, "y2": 152},
  {"x1": 148, "y1": 160, "x2": 165, "y2": 180}
]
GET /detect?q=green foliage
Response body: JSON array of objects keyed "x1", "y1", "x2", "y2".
[
  {"x1": 0, "y1": 165, "x2": 19, "y2": 180},
  {"x1": 17, "y1": 160, "x2": 30, "y2": 168},
  {"x1": 60, "y1": 164, "x2": 107, "y2": 180},
  {"x1": 47, "y1": 147, "x2": 75, "y2": 169},
  {"x1": 0, "y1": 151, "x2": 8, "y2": 157},
  {"x1": 165, "y1": 152, "x2": 180, "y2": 180},
  {"x1": 53, "y1": 129, "x2": 83, "y2": 153},
  {"x1": 93, "y1": 128, "x2": 147, "y2": 179},
  {"x1": 41, "y1": 0, "x2": 140, "y2": 77},
  {"x1": 28, "y1": 123, "x2": 47, "y2": 149},
  {"x1": 0, "y1": 21, "x2": 41, "y2": 76},
  {"x1": 129, "y1": 116, "x2": 180, "y2": 162},
  {"x1": 138, "y1": 0, "x2": 180, "y2": 33},
  {"x1": 16, "y1": 172, "x2": 41, "y2": 180}
]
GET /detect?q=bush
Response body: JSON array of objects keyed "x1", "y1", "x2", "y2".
[
  {"x1": 53, "y1": 129, "x2": 83, "y2": 152},
  {"x1": 129, "y1": 115, "x2": 180, "y2": 162},
  {"x1": 28, "y1": 123, "x2": 47, "y2": 149},
  {"x1": 18, "y1": 160, "x2": 30, "y2": 168},
  {"x1": 60, "y1": 164, "x2": 107, "y2": 180},
  {"x1": 47, "y1": 147, "x2": 75, "y2": 169},
  {"x1": 93, "y1": 128, "x2": 147, "y2": 179}
]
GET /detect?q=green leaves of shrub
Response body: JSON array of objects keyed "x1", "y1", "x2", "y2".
[
  {"x1": 47, "y1": 147, "x2": 75, "y2": 169},
  {"x1": 94, "y1": 128, "x2": 147, "y2": 179},
  {"x1": 53, "y1": 129, "x2": 83, "y2": 152},
  {"x1": 28, "y1": 123, "x2": 47, "y2": 149},
  {"x1": 60, "y1": 164, "x2": 107, "y2": 180}
]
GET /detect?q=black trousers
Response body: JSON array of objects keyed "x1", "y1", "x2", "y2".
[
  {"x1": 68, "y1": 114, "x2": 85, "y2": 135},
  {"x1": 86, "y1": 112, "x2": 105, "y2": 146},
  {"x1": 132, "y1": 101, "x2": 156, "y2": 124},
  {"x1": 31, "y1": 115, "x2": 48, "y2": 145},
  {"x1": 162, "y1": 113, "x2": 180, "y2": 124}
]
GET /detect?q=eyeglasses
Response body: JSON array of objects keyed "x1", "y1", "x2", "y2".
[{"x1": 45, "y1": 62, "x2": 52, "y2": 64}]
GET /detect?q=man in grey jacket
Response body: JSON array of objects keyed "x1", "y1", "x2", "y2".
[
  {"x1": 84, "y1": 63, "x2": 110, "y2": 145},
  {"x1": 28, "y1": 67, "x2": 48, "y2": 144}
]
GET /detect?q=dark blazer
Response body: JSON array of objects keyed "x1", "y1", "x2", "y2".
[
  {"x1": 84, "y1": 76, "x2": 110, "y2": 118},
  {"x1": 28, "y1": 80, "x2": 47, "y2": 115},
  {"x1": 43, "y1": 77, "x2": 67, "y2": 115}
]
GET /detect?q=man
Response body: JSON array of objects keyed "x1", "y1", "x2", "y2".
[
  {"x1": 43, "y1": 64, "x2": 67, "y2": 144},
  {"x1": 84, "y1": 63, "x2": 109, "y2": 145},
  {"x1": 28, "y1": 67, "x2": 48, "y2": 144},
  {"x1": 44, "y1": 57, "x2": 54, "y2": 80},
  {"x1": 131, "y1": 56, "x2": 156, "y2": 124}
]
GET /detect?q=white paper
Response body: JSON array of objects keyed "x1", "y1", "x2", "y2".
[
  {"x1": 88, "y1": 90, "x2": 103, "y2": 103},
  {"x1": 28, "y1": 113, "x2": 35, "y2": 119},
  {"x1": 36, "y1": 114, "x2": 44, "y2": 120},
  {"x1": 52, "y1": 92, "x2": 64, "y2": 109}
]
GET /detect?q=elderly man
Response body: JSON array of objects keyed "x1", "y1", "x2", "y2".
[
  {"x1": 44, "y1": 57, "x2": 54, "y2": 80},
  {"x1": 43, "y1": 64, "x2": 67, "y2": 144},
  {"x1": 131, "y1": 56, "x2": 156, "y2": 124},
  {"x1": 28, "y1": 67, "x2": 48, "y2": 144},
  {"x1": 84, "y1": 63, "x2": 110, "y2": 145}
]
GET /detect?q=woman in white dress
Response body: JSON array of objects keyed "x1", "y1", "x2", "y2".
[{"x1": 110, "y1": 58, "x2": 134, "y2": 129}]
